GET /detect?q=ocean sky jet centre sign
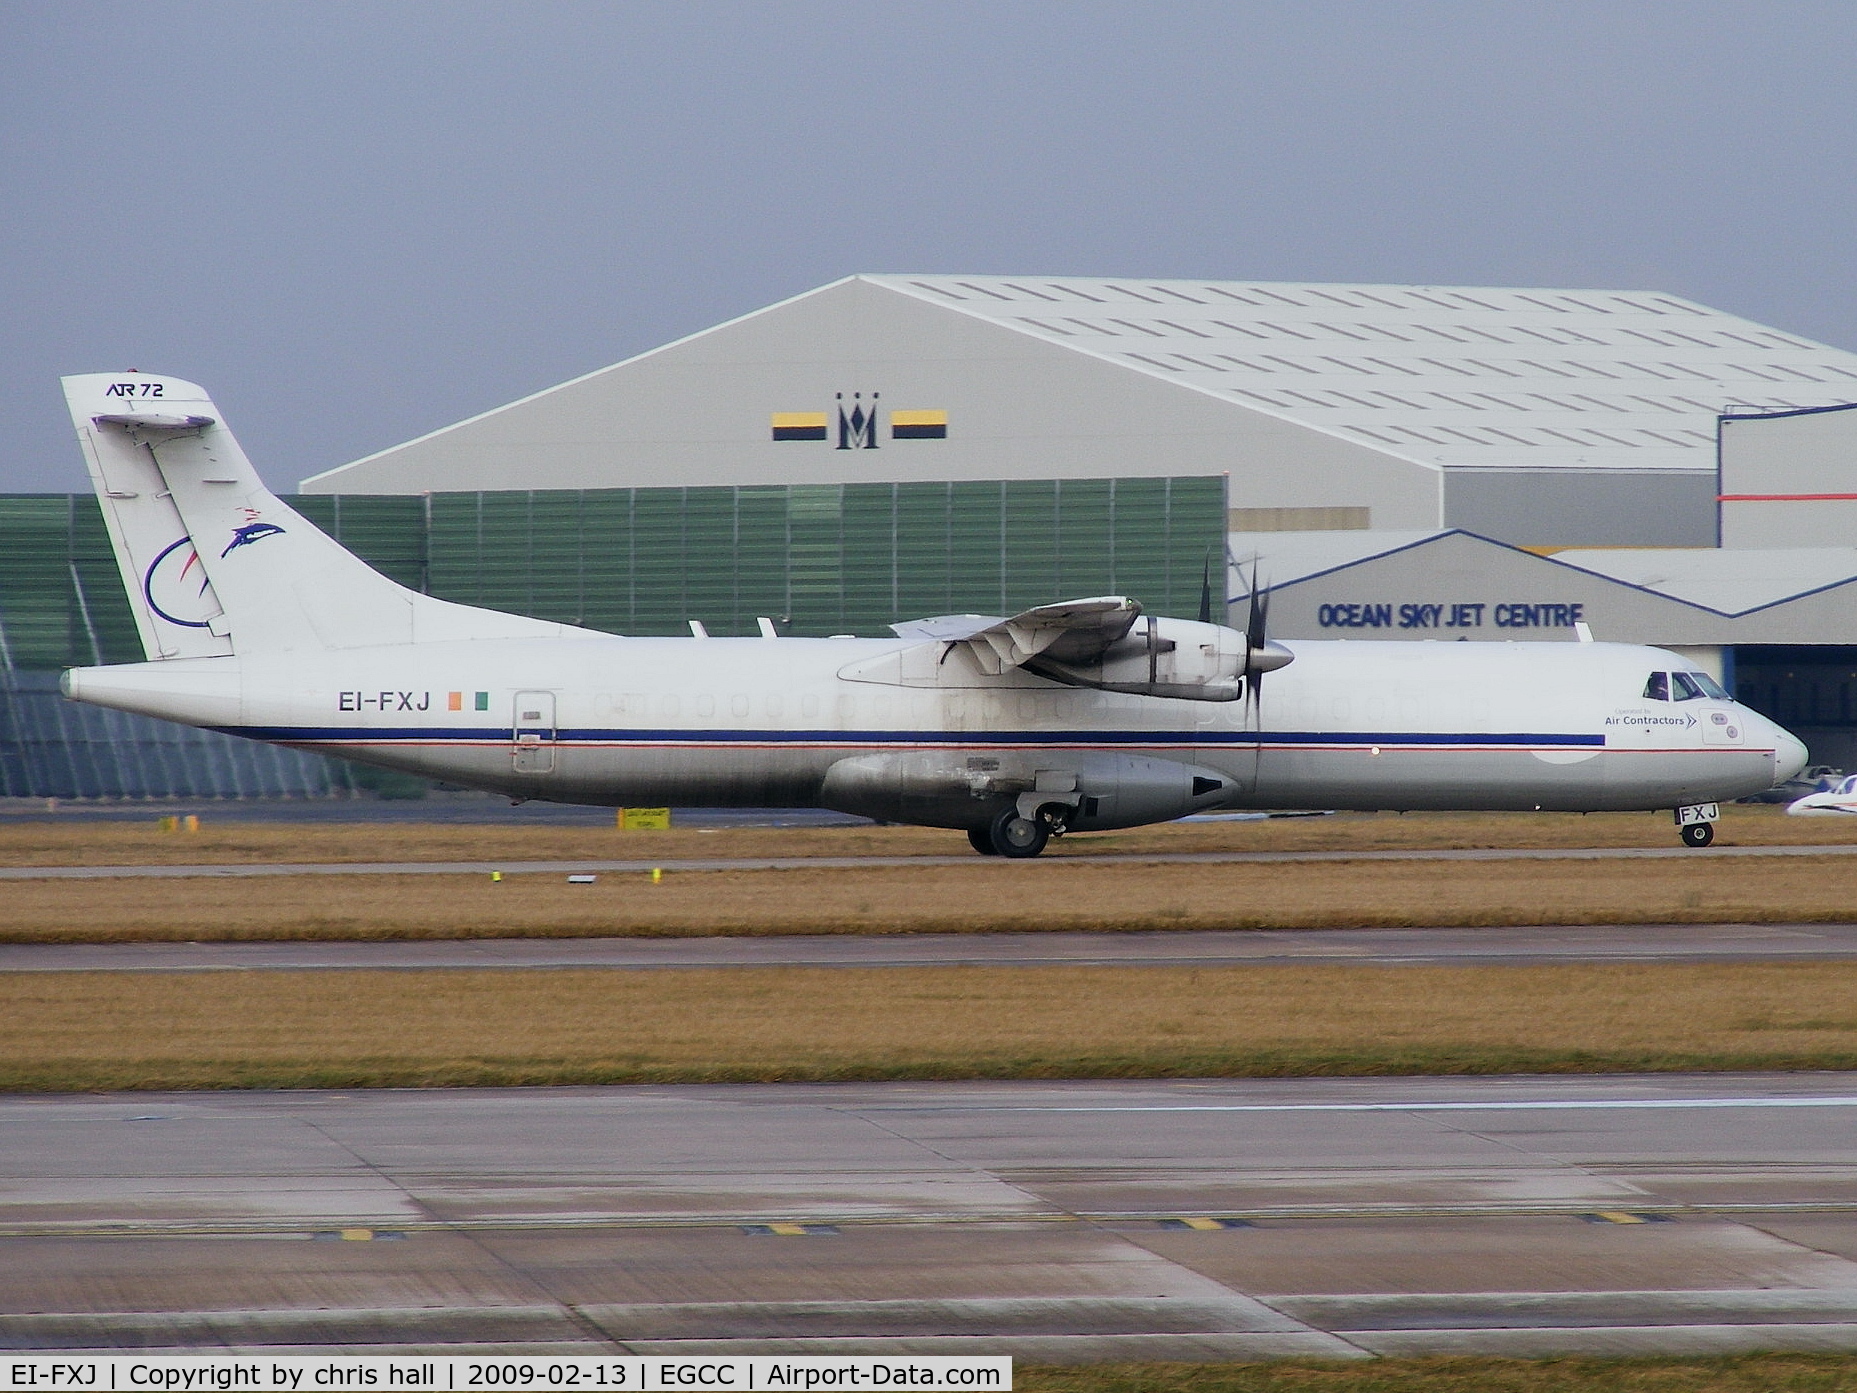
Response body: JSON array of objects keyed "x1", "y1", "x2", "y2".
[{"x1": 1317, "y1": 600, "x2": 1588, "y2": 630}]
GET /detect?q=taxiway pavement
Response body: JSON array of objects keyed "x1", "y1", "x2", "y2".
[
  {"x1": 6, "y1": 1075, "x2": 1857, "y2": 1359},
  {"x1": 5, "y1": 923, "x2": 1857, "y2": 973},
  {"x1": 6, "y1": 841, "x2": 1857, "y2": 880}
]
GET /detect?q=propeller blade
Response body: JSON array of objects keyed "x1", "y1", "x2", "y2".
[
  {"x1": 1243, "y1": 565, "x2": 1270, "y2": 719},
  {"x1": 1197, "y1": 550, "x2": 1214, "y2": 625}
]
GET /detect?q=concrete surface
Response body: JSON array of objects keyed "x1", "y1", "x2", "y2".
[
  {"x1": 6, "y1": 841, "x2": 1857, "y2": 880},
  {"x1": 6, "y1": 923, "x2": 1857, "y2": 973},
  {"x1": 6, "y1": 1075, "x2": 1857, "y2": 1358}
]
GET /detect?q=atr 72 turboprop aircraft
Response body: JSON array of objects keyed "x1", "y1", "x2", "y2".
[{"x1": 58, "y1": 373, "x2": 1806, "y2": 854}]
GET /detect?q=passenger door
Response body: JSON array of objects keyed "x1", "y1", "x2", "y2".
[{"x1": 512, "y1": 691, "x2": 558, "y2": 773}]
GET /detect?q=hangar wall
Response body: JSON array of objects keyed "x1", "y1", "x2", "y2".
[
  {"x1": 1720, "y1": 404, "x2": 1857, "y2": 549},
  {"x1": 306, "y1": 279, "x2": 1444, "y2": 531},
  {"x1": 409, "y1": 475, "x2": 1223, "y2": 638},
  {"x1": 1443, "y1": 469, "x2": 1717, "y2": 547},
  {"x1": 1733, "y1": 646, "x2": 1857, "y2": 770}
]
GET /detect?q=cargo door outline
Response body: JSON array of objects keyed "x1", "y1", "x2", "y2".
[{"x1": 513, "y1": 691, "x2": 558, "y2": 773}]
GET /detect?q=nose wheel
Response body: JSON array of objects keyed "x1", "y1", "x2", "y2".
[{"x1": 1680, "y1": 821, "x2": 1714, "y2": 848}]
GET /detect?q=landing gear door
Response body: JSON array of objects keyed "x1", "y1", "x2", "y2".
[{"x1": 512, "y1": 691, "x2": 558, "y2": 774}]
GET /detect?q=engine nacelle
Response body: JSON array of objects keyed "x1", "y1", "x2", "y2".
[
  {"x1": 819, "y1": 749, "x2": 1235, "y2": 831},
  {"x1": 1030, "y1": 616, "x2": 1285, "y2": 701}
]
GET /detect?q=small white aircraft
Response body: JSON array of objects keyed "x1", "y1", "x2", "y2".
[
  {"x1": 1788, "y1": 774, "x2": 1857, "y2": 817},
  {"x1": 59, "y1": 373, "x2": 1806, "y2": 853}
]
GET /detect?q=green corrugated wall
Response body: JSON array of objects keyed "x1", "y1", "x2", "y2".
[
  {"x1": 0, "y1": 476, "x2": 1225, "y2": 667},
  {"x1": 0, "y1": 494, "x2": 143, "y2": 669}
]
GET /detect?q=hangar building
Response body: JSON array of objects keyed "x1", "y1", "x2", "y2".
[{"x1": 306, "y1": 274, "x2": 1857, "y2": 549}]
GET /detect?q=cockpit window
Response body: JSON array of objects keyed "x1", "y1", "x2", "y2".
[
  {"x1": 1643, "y1": 671, "x2": 1668, "y2": 702},
  {"x1": 1670, "y1": 671, "x2": 1706, "y2": 701},
  {"x1": 1685, "y1": 671, "x2": 1730, "y2": 700}
]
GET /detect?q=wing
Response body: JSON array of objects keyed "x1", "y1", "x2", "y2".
[{"x1": 889, "y1": 595, "x2": 1141, "y2": 675}]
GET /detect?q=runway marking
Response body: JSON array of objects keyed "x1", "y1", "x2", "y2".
[
  {"x1": 1160, "y1": 1216, "x2": 1253, "y2": 1230},
  {"x1": 10, "y1": 1200, "x2": 1857, "y2": 1242},
  {"x1": 743, "y1": 1222, "x2": 838, "y2": 1236},
  {"x1": 878, "y1": 1095, "x2": 1857, "y2": 1114}
]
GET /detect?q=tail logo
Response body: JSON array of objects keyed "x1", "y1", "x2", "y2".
[
  {"x1": 221, "y1": 522, "x2": 286, "y2": 557},
  {"x1": 143, "y1": 537, "x2": 215, "y2": 629}
]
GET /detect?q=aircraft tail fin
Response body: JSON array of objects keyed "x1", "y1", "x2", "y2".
[
  {"x1": 63, "y1": 373, "x2": 580, "y2": 658},
  {"x1": 65, "y1": 375, "x2": 234, "y2": 661}
]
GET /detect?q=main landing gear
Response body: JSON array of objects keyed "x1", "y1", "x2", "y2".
[{"x1": 970, "y1": 807, "x2": 1059, "y2": 858}]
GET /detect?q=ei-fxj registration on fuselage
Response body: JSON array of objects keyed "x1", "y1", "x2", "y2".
[{"x1": 57, "y1": 374, "x2": 1806, "y2": 855}]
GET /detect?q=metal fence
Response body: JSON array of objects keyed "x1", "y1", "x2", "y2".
[
  {"x1": 0, "y1": 670, "x2": 348, "y2": 799},
  {"x1": 342, "y1": 476, "x2": 1224, "y2": 638}
]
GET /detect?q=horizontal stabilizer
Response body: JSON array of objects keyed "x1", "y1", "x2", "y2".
[{"x1": 93, "y1": 411, "x2": 216, "y2": 430}]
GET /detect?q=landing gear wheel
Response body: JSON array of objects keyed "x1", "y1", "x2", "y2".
[
  {"x1": 1680, "y1": 821, "x2": 1715, "y2": 848},
  {"x1": 989, "y1": 808, "x2": 1050, "y2": 858},
  {"x1": 967, "y1": 826, "x2": 1000, "y2": 856}
]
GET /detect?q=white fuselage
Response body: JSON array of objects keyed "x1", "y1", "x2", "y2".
[{"x1": 64, "y1": 633, "x2": 1805, "y2": 819}]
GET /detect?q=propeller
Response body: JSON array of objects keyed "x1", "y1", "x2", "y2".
[
  {"x1": 1197, "y1": 550, "x2": 1215, "y2": 625},
  {"x1": 1237, "y1": 561, "x2": 1292, "y2": 720}
]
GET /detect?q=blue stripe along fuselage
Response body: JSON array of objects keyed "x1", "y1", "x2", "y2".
[{"x1": 216, "y1": 726, "x2": 1609, "y2": 748}]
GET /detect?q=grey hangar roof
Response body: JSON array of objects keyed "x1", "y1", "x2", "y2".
[{"x1": 865, "y1": 276, "x2": 1857, "y2": 475}]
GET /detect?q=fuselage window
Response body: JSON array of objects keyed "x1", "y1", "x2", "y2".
[
  {"x1": 1671, "y1": 672, "x2": 1706, "y2": 701},
  {"x1": 1643, "y1": 671, "x2": 1668, "y2": 701}
]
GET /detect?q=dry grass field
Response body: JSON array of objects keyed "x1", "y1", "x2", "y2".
[
  {"x1": 2, "y1": 804, "x2": 1854, "y2": 868},
  {"x1": 6, "y1": 961, "x2": 1857, "y2": 1090},
  {"x1": 3, "y1": 805, "x2": 1857, "y2": 943},
  {"x1": 3, "y1": 850, "x2": 1857, "y2": 942},
  {"x1": 1017, "y1": 1354, "x2": 1857, "y2": 1393}
]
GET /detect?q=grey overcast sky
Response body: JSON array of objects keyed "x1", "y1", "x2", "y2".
[{"x1": 5, "y1": 0, "x2": 1856, "y2": 490}]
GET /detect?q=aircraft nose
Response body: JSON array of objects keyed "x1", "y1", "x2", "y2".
[{"x1": 1771, "y1": 723, "x2": 1809, "y2": 782}]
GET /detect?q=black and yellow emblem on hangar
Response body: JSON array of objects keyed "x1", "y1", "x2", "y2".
[{"x1": 770, "y1": 392, "x2": 947, "y2": 447}]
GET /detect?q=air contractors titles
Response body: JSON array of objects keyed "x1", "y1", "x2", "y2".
[{"x1": 1317, "y1": 601, "x2": 1585, "y2": 631}]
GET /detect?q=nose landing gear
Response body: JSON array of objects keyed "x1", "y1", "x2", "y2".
[{"x1": 1675, "y1": 803, "x2": 1719, "y2": 848}]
